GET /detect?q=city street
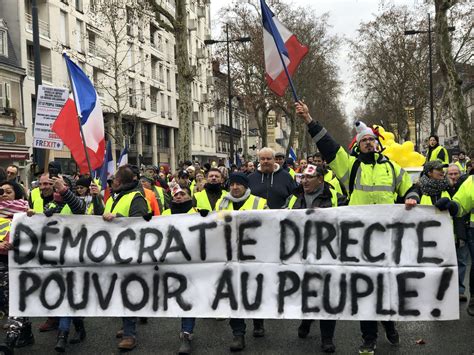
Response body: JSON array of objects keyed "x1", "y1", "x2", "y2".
[{"x1": 9, "y1": 304, "x2": 474, "y2": 354}]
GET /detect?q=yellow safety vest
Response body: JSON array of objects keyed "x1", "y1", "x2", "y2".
[
  {"x1": 161, "y1": 207, "x2": 197, "y2": 215},
  {"x1": 289, "y1": 168, "x2": 296, "y2": 179},
  {"x1": 0, "y1": 218, "x2": 11, "y2": 242},
  {"x1": 428, "y1": 146, "x2": 449, "y2": 165},
  {"x1": 30, "y1": 188, "x2": 44, "y2": 213},
  {"x1": 454, "y1": 161, "x2": 467, "y2": 174},
  {"x1": 154, "y1": 185, "x2": 165, "y2": 206},
  {"x1": 194, "y1": 189, "x2": 227, "y2": 211},
  {"x1": 420, "y1": 191, "x2": 451, "y2": 206},
  {"x1": 287, "y1": 188, "x2": 338, "y2": 209},
  {"x1": 324, "y1": 170, "x2": 343, "y2": 195},
  {"x1": 329, "y1": 147, "x2": 412, "y2": 206},
  {"x1": 453, "y1": 176, "x2": 474, "y2": 227},
  {"x1": 104, "y1": 191, "x2": 142, "y2": 217},
  {"x1": 215, "y1": 194, "x2": 267, "y2": 211},
  {"x1": 47, "y1": 202, "x2": 72, "y2": 215}
]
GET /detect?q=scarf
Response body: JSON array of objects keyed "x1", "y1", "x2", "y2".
[
  {"x1": 219, "y1": 188, "x2": 251, "y2": 209},
  {"x1": 170, "y1": 200, "x2": 193, "y2": 214},
  {"x1": 0, "y1": 199, "x2": 29, "y2": 218},
  {"x1": 419, "y1": 175, "x2": 449, "y2": 196},
  {"x1": 205, "y1": 183, "x2": 222, "y2": 193}
]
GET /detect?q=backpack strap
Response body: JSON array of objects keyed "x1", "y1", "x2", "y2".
[{"x1": 348, "y1": 159, "x2": 361, "y2": 196}]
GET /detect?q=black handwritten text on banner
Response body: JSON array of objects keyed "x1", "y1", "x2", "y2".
[{"x1": 9, "y1": 205, "x2": 458, "y2": 320}]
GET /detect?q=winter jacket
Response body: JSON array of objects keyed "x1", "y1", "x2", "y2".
[{"x1": 248, "y1": 163, "x2": 297, "y2": 209}]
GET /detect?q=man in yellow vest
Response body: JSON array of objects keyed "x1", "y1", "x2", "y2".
[
  {"x1": 296, "y1": 101, "x2": 418, "y2": 354},
  {"x1": 312, "y1": 152, "x2": 345, "y2": 196},
  {"x1": 275, "y1": 152, "x2": 296, "y2": 179},
  {"x1": 453, "y1": 151, "x2": 469, "y2": 174},
  {"x1": 215, "y1": 172, "x2": 266, "y2": 352},
  {"x1": 435, "y1": 175, "x2": 474, "y2": 316},
  {"x1": 193, "y1": 168, "x2": 227, "y2": 212},
  {"x1": 28, "y1": 174, "x2": 54, "y2": 213},
  {"x1": 103, "y1": 166, "x2": 148, "y2": 351},
  {"x1": 284, "y1": 164, "x2": 346, "y2": 353}
]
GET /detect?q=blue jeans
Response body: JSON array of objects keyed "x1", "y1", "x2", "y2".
[
  {"x1": 181, "y1": 318, "x2": 195, "y2": 334},
  {"x1": 457, "y1": 240, "x2": 469, "y2": 294},
  {"x1": 58, "y1": 317, "x2": 72, "y2": 332},
  {"x1": 229, "y1": 319, "x2": 246, "y2": 336},
  {"x1": 122, "y1": 317, "x2": 137, "y2": 337},
  {"x1": 466, "y1": 228, "x2": 474, "y2": 294}
]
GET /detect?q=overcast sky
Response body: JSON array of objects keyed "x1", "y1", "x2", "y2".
[{"x1": 210, "y1": 0, "x2": 424, "y2": 120}]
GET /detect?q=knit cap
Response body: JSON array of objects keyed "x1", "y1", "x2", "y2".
[{"x1": 355, "y1": 121, "x2": 376, "y2": 144}]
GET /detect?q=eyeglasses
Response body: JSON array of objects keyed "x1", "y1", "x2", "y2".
[
  {"x1": 301, "y1": 175, "x2": 318, "y2": 180},
  {"x1": 360, "y1": 137, "x2": 376, "y2": 143}
]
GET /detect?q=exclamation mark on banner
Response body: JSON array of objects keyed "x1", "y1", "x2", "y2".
[{"x1": 431, "y1": 268, "x2": 454, "y2": 317}]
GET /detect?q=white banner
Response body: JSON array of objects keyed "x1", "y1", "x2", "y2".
[
  {"x1": 9, "y1": 205, "x2": 458, "y2": 320},
  {"x1": 33, "y1": 85, "x2": 68, "y2": 150}
]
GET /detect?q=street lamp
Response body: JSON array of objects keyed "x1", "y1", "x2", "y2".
[
  {"x1": 204, "y1": 24, "x2": 251, "y2": 165},
  {"x1": 404, "y1": 13, "x2": 455, "y2": 136}
]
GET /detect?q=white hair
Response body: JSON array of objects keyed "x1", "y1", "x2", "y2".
[
  {"x1": 447, "y1": 163, "x2": 461, "y2": 172},
  {"x1": 258, "y1": 147, "x2": 276, "y2": 159}
]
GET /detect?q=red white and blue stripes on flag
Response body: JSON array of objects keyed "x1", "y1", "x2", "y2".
[
  {"x1": 53, "y1": 53, "x2": 105, "y2": 174},
  {"x1": 260, "y1": 0, "x2": 308, "y2": 99}
]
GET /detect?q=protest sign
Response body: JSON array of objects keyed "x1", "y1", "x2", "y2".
[
  {"x1": 9, "y1": 205, "x2": 458, "y2": 320},
  {"x1": 33, "y1": 85, "x2": 68, "y2": 150}
]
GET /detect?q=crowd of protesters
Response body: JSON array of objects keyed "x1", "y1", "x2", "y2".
[{"x1": 0, "y1": 106, "x2": 472, "y2": 354}]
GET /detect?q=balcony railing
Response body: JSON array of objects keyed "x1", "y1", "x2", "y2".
[
  {"x1": 88, "y1": 42, "x2": 107, "y2": 58},
  {"x1": 27, "y1": 60, "x2": 52, "y2": 82},
  {"x1": 150, "y1": 98, "x2": 157, "y2": 112},
  {"x1": 25, "y1": 13, "x2": 50, "y2": 38}
]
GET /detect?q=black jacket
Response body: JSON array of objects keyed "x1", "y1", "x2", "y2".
[
  {"x1": 248, "y1": 164, "x2": 297, "y2": 209},
  {"x1": 284, "y1": 183, "x2": 347, "y2": 209}
]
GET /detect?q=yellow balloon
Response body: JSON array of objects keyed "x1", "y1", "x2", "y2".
[
  {"x1": 401, "y1": 141, "x2": 415, "y2": 153},
  {"x1": 384, "y1": 139, "x2": 395, "y2": 147},
  {"x1": 384, "y1": 132, "x2": 395, "y2": 141}
]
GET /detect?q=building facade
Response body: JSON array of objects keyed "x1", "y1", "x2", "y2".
[
  {"x1": 0, "y1": 18, "x2": 29, "y2": 183},
  {"x1": 0, "y1": 0, "x2": 214, "y2": 175}
]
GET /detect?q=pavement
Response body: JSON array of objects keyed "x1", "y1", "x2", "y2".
[{"x1": 6, "y1": 304, "x2": 474, "y2": 355}]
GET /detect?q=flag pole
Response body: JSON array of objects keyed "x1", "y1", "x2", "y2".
[
  {"x1": 274, "y1": 48, "x2": 299, "y2": 102},
  {"x1": 64, "y1": 54, "x2": 94, "y2": 177}
]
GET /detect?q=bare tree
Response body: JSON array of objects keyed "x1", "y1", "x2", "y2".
[
  {"x1": 85, "y1": 0, "x2": 152, "y2": 159},
  {"x1": 434, "y1": 0, "x2": 472, "y2": 152},
  {"x1": 147, "y1": 0, "x2": 194, "y2": 164}
]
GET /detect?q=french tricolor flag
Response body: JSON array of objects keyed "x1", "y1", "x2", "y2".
[
  {"x1": 53, "y1": 53, "x2": 105, "y2": 173},
  {"x1": 260, "y1": 0, "x2": 308, "y2": 97}
]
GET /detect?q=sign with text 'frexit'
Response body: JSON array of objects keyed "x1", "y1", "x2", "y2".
[{"x1": 9, "y1": 205, "x2": 458, "y2": 320}]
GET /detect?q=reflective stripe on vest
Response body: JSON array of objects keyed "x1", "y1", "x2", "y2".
[
  {"x1": 420, "y1": 191, "x2": 451, "y2": 206},
  {"x1": 0, "y1": 218, "x2": 10, "y2": 241},
  {"x1": 217, "y1": 195, "x2": 266, "y2": 211},
  {"x1": 104, "y1": 191, "x2": 141, "y2": 216},
  {"x1": 353, "y1": 163, "x2": 397, "y2": 192},
  {"x1": 287, "y1": 189, "x2": 338, "y2": 209}
]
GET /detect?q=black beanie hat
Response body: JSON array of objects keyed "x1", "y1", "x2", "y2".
[
  {"x1": 76, "y1": 176, "x2": 92, "y2": 188},
  {"x1": 229, "y1": 172, "x2": 249, "y2": 188}
]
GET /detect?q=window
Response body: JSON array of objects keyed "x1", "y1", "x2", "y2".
[
  {"x1": 75, "y1": 0, "x2": 83, "y2": 12},
  {"x1": 0, "y1": 30, "x2": 7, "y2": 57},
  {"x1": 0, "y1": 82, "x2": 12, "y2": 110},
  {"x1": 127, "y1": 43, "x2": 134, "y2": 70},
  {"x1": 142, "y1": 123, "x2": 151, "y2": 145},
  {"x1": 129, "y1": 79, "x2": 136, "y2": 108},
  {"x1": 157, "y1": 126, "x2": 169, "y2": 148},
  {"x1": 140, "y1": 82, "x2": 146, "y2": 110},
  {"x1": 59, "y1": 11, "x2": 68, "y2": 45},
  {"x1": 76, "y1": 19, "x2": 83, "y2": 52}
]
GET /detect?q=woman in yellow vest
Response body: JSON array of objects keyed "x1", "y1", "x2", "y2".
[
  {"x1": 426, "y1": 135, "x2": 449, "y2": 165},
  {"x1": 0, "y1": 180, "x2": 34, "y2": 348},
  {"x1": 414, "y1": 161, "x2": 451, "y2": 205}
]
